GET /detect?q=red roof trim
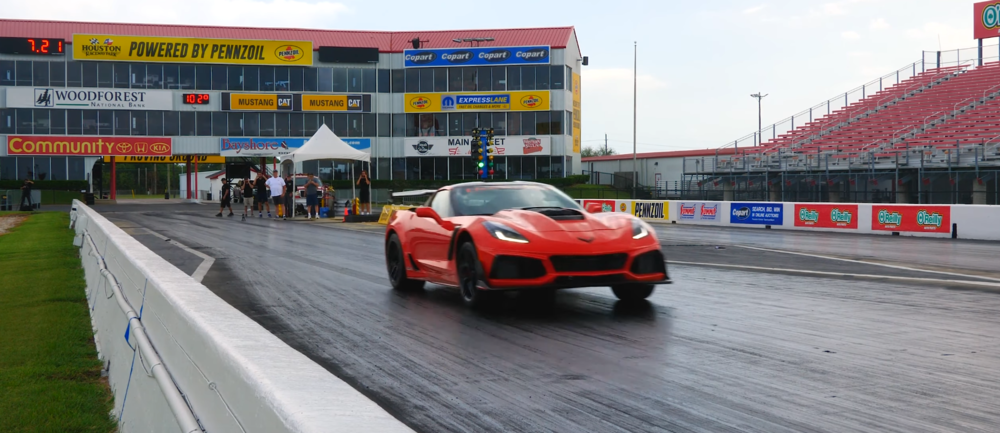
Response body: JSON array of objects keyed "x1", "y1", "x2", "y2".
[
  {"x1": 0, "y1": 19, "x2": 575, "y2": 53},
  {"x1": 582, "y1": 148, "x2": 736, "y2": 162}
]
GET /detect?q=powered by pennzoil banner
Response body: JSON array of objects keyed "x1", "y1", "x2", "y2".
[{"x1": 72, "y1": 34, "x2": 313, "y2": 66}]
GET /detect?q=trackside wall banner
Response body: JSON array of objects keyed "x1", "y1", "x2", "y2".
[
  {"x1": 632, "y1": 201, "x2": 668, "y2": 220},
  {"x1": 6, "y1": 87, "x2": 173, "y2": 110},
  {"x1": 403, "y1": 46, "x2": 550, "y2": 68},
  {"x1": 871, "y1": 205, "x2": 951, "y2": 233},
  {"x1": 678, "y1": 202, "x2": 721, "y2": 222},
  {"x1": 582, "y1": 199, "x2": 616, "y2": 213},
  {"x1": 72, "y1": 34, "x2": 314, "y2": 66},
  {"x1": 794, "y1": 204, "x2": 859, "y2": 229},
  {"x1": 975, "y1": 1, "x2": 1000, "y2": 39},
  {"x1": 8, "y1": 136, "x2": 171, "y2": 156},
  {"x1": 730, "y1": 202, "x2": 783, "y2": 225}
]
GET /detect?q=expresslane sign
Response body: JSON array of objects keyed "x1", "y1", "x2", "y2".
[
  {"x1": 403, "y1": 45, "x2": 550, "y2": 68},
  {"x1": 72, "y1": 34, "x2": 313, "y2": 66}
]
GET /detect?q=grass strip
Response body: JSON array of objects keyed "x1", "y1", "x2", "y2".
[{"x1": 0, "y1": 212, "x2": 116, "y2": 433}]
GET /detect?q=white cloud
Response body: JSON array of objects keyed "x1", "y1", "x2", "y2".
[
  {"x1": 870, "y1": 18, "x2": 890, "y2": 30},
  {"x1": 841, "y1": 31, "x2": 861, "y2": 40},
  {"x1": 904, "y1": 22, "x2": 966, "y2": 50},
  {"x1": 4, "y1": 0, "x2": 351, "y2": 27},
  {"x1": 823, "y1": 3, "x2": 848, "y2": 16},
  {"x1": 744, "y1": 4, "x2": 767, "y2": 15}
]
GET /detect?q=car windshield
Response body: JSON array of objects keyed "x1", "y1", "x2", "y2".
[{"x1": 450, "y1": 184, "x2": 581, "y2": 216}]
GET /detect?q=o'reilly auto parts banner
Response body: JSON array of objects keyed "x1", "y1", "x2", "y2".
[
  {"x1": 794, "y1": 203, "x2": 859, "y2": 229},
  {"x1": 871, "y1": 205, "x2": 950, "y2": 233},
  {"x1": 404, "y1": 136, "x2": 550, "y2": 157},
  {"x1": 403, "y1": 46, "x2": 550, "y2": 68},
  {"x1": 6, "y1": 87, "x2": 174, "y2": 110}
]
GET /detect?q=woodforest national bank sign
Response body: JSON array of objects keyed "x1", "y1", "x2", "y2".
[{"x1": 6, "y1": 87, "x2": 174, "y2": 110}]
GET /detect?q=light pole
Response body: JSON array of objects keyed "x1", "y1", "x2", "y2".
[
  {"x1": 633, "y1": 41, "x2": 637, "y2": 198},
  {"x1": 750, "y1": 93, "x2": 768, "y2": 146}
]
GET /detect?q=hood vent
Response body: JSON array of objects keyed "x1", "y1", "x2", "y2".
[{"x1": 531, "y1": 208, "x2": 585, "y2": 221}]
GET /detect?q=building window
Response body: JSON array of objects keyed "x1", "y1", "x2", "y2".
[
  {"x1": 32, "y1": 110, "x2": 50, "y2": 134},
  {"x1": 66, "y1": 62, "x2": 82, "y2": 87},
  {"x1": 551, "y1": 156, "x2": 565, "y2": 177},
  {"x1": 448, "y1": 68, "x2": 463, "y2": 92},
  {"x1": 66, "y1": 110, "x2": 81, "y2": 135},
  {"x1": 318, "y1": 68, "x2": 333, "y2": 92},
  {"x1": 179, "y1": 65, "x2": 196, "y2": 89},
  {"x1": 114, "y1": 64, "x2": 130, "y2": 88},
  {"x1": 229, "y1": 112, "x2": 243, "y2": 136},
  {"x1": 15, "y1": 61, "x2": 32, "y2": 86},
  {"x1": 131, "y1": 111, "x2": 147, "y2": 135},
  {"x1": 82, "y1": 111, "x2": 98, "y2": 135},
  {"x1": 477, "y1": 67, "x2": 491, "y2": 91},
  {"x1": 377, "y1": 69, "x2": 390, "y2": 93},
  {"x1": 331, "y1": 68, "x2": 347, "y2": 92},
  {"x1": 377, "y1": 113, "x2": 391, "y2": 137},
  {"x1": 392, "y1": 114, "x2": 405, "y2": 137},
  {"x1": 347, "y1": 113, "x2": 362, "y2": 137},
  {"x1": 290, "y1": 112, "x2": 304, "y2": 136},
  {"x1": 259, "y1": 66, "x2": 274, "y2": 91},
  {"x1": 0, "y1": 61, "x2": 14, "y2": 86},
  {"x1": 567, "y1": 66, "x2": 573, "y2": 91},
  {"x1": 433, "y1": 157, "x2": 447, "y2": 180},
  {"x1": 493, "y1": 156, "x2": 507, "y2": 179},
  {"x1": 537, "y1": 155, "x2": 551, "y2": 178},
  {"x1": 112, "y1": 111, "x2": 128, "y2": 135},
  {"x1": 304, "y1": 68, "x2": 318, "y2": 92},
  {"x1": 419, "y1": 68, "x2": 433, "y2": 93},
  {"x1": 131, "y1": 63, "x2": 147, "y2": 89},
  {"x1": 550, "y1": 66, "x2": 564, "y2": 89},
  {"x1": 521, "y1": 66, "x2": 536, "y2": 90},
  {"x1": 228, "y1": 66, "x2": 243, "y2": 90},
  {"x1": 145, "y1": 64, "x2": 163, "y2": 89},
  {"x1": 147, "y1": 111, "x2": 164, "y2": 136},
  {"x1": 405, "y1": 69, "x2": 419, "y2": 93},
  {"x1": 348, "y1": 68, "x2": 363, "y2": 92},
  {"x1": 164, "y1": 111, "x2": 180, "y2": 136},
  {"x1": 391, "y1": 69, "x2": 404, "y2": 93},
  {"x1": 392, "y1": 158, "x2": 405, "y2": 180},
  {"x1": 433, "y1": 68, "x2": 448, "y2": 92},
  {"x1": 508, "y1": 112, "x2": 521, "y2": 135},
  {"x1": 15, "y1": 109, "x2": 32, "y2": 134},
  {"x1": 550, "y1": 111, "x2": 563, "y2": 134},
  {"x1": 32, "y1": 61, "x2": 49, "y2": 86},
  {"x1": 96, "y1": 63, "x2": 113, "y2": 88},
  {"x1": 566, "y1": 110, "x2": 573, "y2": 135},
  {"x1": 376, "y1": 158, "x2": 390, "y2": 180},
  {"x1": 362, "y1": 113, "x2": 376, "y2": 137},
  {"x1": 536, "y1": 66, "x2": 550, "y2": 90},
  {"x1": 491, "y1": 67, "x2": 506, "y2": 91},
  {"x1": 333, "y1": 113, "x2": 348, "y2": 137},
  {"x1": 274, "y1": 67, "x2": 289, "y2": 91},
  {"x1": 522, "y1": 156, "x2": 536, "y2": 179},
  {"x1": 289, "y1": 67, "x2": 303, "y2": 92},
  {"x1": 507, "y1": 156, "x2": 522, "y2": 179},
  {"x1": 448, "y1": 113, "x2": 462, "y2": 136},
  {"x1": 196, "y1": 111, "x2": 212, "y2": 136},
  {"x1": 508, "y1": 66, "x2": 521, "y2": 90},
  {"x1": 259, "y1": 113, "x2": 275, "y2": 136},
  {"x1": 50, "y1": 61, "x2": 67, "y2": 87},
  {"x1": 242, "y1": 66, "x2": 258, "y2": 91},
  {"x1": 50, "y1": 109, "x2": 66, "y2": 134},
  {"x1": 304, "y1": 113, "x2": 318, "y2": 136},
  {"x1": 535, "y1": 111, "x2": 550, "y2": 134},
  {"x1": 493, "y1": 112, "x2": 507, "y2": 135},
  {"x1": 243, "y1": 113, "x2": 259, "y2": 136},
  {"x1": 521, "y1": 112, "x2": 536, "y2": 135},
  {"x1": 275, "y1": 113, "x2": 290, "y2": 136},
  {"x1": 463, "y1": 68, "x2": 477, "y2": 91}
]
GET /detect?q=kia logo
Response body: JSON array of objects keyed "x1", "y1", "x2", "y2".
[
  {"x1": 733, "y1": 207, "x2": 750, "y2": 219},
  {"x1": 150, "y1": 142, "x2": 170, "y2": 154}
]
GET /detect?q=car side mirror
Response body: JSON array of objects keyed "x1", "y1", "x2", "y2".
[
  {"x1": 585, "y1": 202, "x2": 603, "y2": 213},
  {"x1": 415, "y1": 207, "x2": 454, "y2": 230}
]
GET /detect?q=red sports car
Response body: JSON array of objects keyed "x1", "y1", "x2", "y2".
[{"x1": 384, "y1": 181, "x2": 670, "y2": 308}]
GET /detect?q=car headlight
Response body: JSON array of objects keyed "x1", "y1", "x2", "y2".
[
  {"x1": 632, "y1": 219, "x2": 650, "y2": 239},
  {"x1": 483, "y1": 221, "x2": 529, "y2": 243}
]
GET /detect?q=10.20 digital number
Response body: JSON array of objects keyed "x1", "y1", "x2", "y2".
[{"x1": 182, "y1": 93, "x2": 210, "y2": 105}]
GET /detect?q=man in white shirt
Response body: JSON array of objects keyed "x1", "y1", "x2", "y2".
[{"x1": 265, "y1": 171, "x2": 286, "y2": 219}]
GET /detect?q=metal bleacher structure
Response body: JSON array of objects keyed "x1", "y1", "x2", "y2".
[{"x1": 684, "y1": 47, "x2": 1000, "y2": 205}]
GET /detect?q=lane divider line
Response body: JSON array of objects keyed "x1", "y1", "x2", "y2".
[
  {"x1": 142, "y1": 228, "x2": 215, "y2": 283},
  {"x1": 732, "y1": 245, "x2": 1000, "y2": 283},
  {"x1": 669, "y1": 260, "x2": 1000, "y2": 289}
]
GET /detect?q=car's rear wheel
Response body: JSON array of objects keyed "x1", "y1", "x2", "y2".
[
  {"x1": 611, "y1": 284, "x2": 655, "y2": 302},
  {"x1": 386, "y1": 233, "x2": 424, "y2": 291},
  {"x1": 457, "y1": 242, "x2": 495, "y2": 309}
]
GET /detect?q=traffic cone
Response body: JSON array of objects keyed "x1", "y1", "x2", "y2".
[{"x1": 343, "y1": 207, "x2": 348, "y2": 222}]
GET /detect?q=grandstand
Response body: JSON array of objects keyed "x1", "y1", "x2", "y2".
[{"x1": 684, "y1": 49, "x2": 1000, "y2": 205}]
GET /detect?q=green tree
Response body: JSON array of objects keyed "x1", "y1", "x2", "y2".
[{"x1": 581, "y1": 146, "x2": 618, "y2": 158}]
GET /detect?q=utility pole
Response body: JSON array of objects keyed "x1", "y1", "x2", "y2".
[
  {"x1": 633, "y1": 41, "x2": 638, "y2": 198},
  {"x1": 605, "y1": 134, "x2": 608, "y2": 155},
  {"x1": 751, "y1": 93, "x2": 768, "y2": 146}
]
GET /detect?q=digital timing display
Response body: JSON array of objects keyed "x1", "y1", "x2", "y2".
[
  {"x1": 0, "y1": 37, "x2": 65, "y2": 55},
  {"x1": 182, "y1": 93, "x2": 211, "y2": 105}
]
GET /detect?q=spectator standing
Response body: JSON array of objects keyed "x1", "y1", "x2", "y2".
[
  {"x1": 240, "y1": 178, "x2": 255, "y2": 217},
  {"x1": 265, "y1": 171, "x2": 285, "y2": 219},
  {"x1": 303, "y1": 173, "x2": 320, "y2": 219},
  {"x1": 19, "y1": 173, "x2": 34, "y2": 210},
  {"x1": 216, "y1": 179, "x2": 234, "y2": 217},
  {"x1": 254, "y1": 171, "x2": 270, "y2": 217},
  {"x1": 283, "y1": 173, "x2": 294, "y2": 220},
  {"x1": 357, "y1": 170, "x2": 371, "y2": 215}
]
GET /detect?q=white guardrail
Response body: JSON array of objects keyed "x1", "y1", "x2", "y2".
[
  {"x1": 69, "y1": 200, "x2": 414, "y2": 433},
  {"x1": 577, "y1": 199, "x2": 1000, "y2": 241}
]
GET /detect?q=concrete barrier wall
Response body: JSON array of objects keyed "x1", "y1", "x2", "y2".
[
  {"x1": 71, "y1": 200, "x2": 413, "y2": 433},
  {"x1": 578, "y1": 198, "x2": 1000, "y2": 241}
]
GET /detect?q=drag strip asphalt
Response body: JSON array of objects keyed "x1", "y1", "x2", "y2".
[{"x1": 101, "y1": 205, "x2": 1000, "y2": 433}]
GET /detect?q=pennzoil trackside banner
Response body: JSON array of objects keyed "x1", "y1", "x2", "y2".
[
  {"x1": 72, "y1": 34, "x2": 313, "y2": 66},
  {"x1": 403, "y1": 46, "x2": 549, "y2": 68}
]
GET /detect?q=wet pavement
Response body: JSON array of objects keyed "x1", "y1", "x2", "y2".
[{"x1": 98, "y1": 203, "x2": 1000, "y2": 433}]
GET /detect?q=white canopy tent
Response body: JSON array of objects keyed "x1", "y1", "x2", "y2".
[{"x1": 278, "y1": 124, "x2": 371, "y2": 217}]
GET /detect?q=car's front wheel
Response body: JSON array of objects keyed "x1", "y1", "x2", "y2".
[
  {"x1": 386, "y1": 233, "x2": 424, "y2": 291},
  {"x1": 611, "y1": 284, "x2": 655, "y2": 301},
  {"x1": 457, "y1": 242, "x2": 496, "y2": 309}
]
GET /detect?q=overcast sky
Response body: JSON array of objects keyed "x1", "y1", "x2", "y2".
[{"x1": 5, "y1": 0, "x2": 978, "y2": 154}]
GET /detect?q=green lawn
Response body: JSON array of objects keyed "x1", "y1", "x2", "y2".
[{"x1": 0, "y1": 212, "x2": 116, "y2": 433}]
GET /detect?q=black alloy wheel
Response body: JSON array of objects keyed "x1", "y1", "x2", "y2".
[
  {"x1": 386, "y1": 233, "x2": 424, "y2": 291},
  {"x1": 611, "y1": 284, "x2": 655, "y2": 302},
  {"x1": 457, "y1": 242, "x2": 495, "y2": 309}
]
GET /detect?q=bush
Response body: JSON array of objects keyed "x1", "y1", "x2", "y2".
[{"x1": 0, "y1": 180, "x2": 89, "y2": 191}]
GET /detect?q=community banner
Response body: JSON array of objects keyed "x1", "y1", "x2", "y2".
[{"x1": 8, "y1": 136, "x2": 171, "y2": 156}]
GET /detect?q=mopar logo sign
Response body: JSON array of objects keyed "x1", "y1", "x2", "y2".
[
  {"x1": 730, "y1": 203, "x2": 783, "y2": 225},
  {"x1": 403, "y1": 45, "x2": 550, "y2": 67}
]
